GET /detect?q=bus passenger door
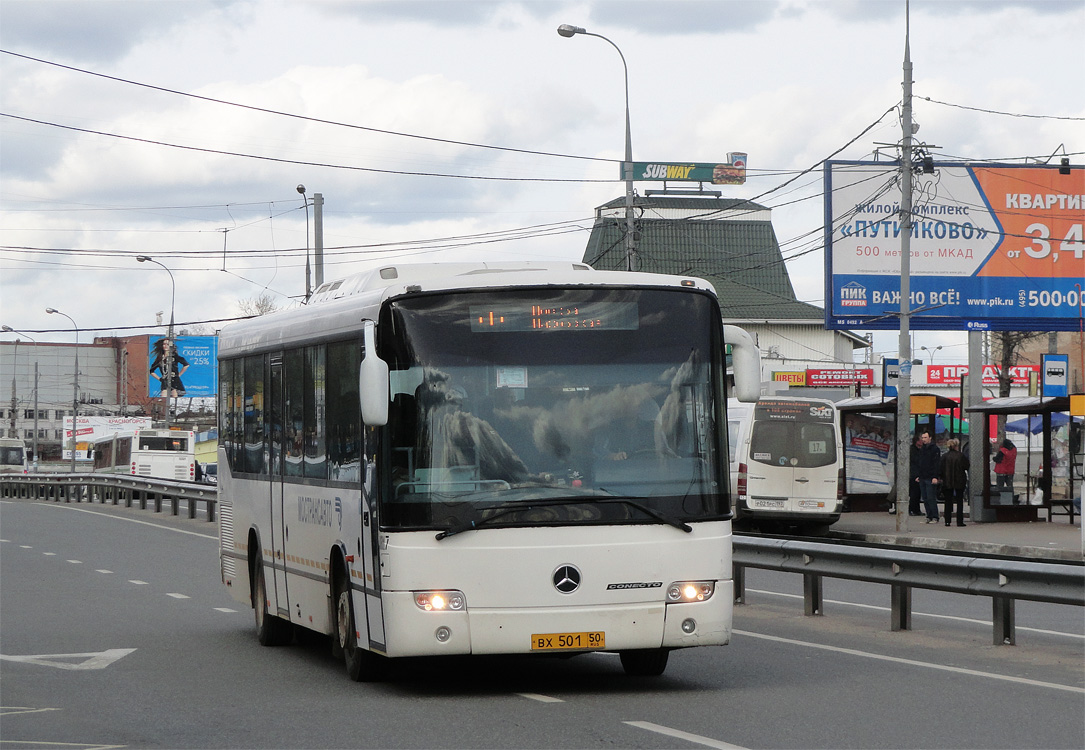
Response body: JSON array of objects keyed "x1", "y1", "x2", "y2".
[
  {"x1": 268, "y1": 356, "x2": 290, "y2": 618},
  {"x1": 359, "y1": 438, "x2": 386, "y2": 650}
]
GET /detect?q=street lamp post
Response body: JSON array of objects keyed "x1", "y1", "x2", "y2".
[
  {"x1": 297, "y1": 184, "x2": 311, "y2": 301},
  {"x1": 45, "y1": 308, "x2": 79, "y2": 473},
  {"x1": 920, "y1": 345, "x2": 942, "y2": 365},
  {"x1": 137, "y1": 255, "x2": 176, "y2": 428},
  {"x1": 557, "y1": 23, "x2": 637, "y2": 271}
]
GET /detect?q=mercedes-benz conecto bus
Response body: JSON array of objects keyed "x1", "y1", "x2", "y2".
[
  {"x1": 216, "y1": 262, "x2": 760, "y2": 680},
  {"x1": 92, "y1": 428, "x2": 196, "y2": 481},
  {"x1": 729, "y1": 396, "x2": 843, "y2": 534}
]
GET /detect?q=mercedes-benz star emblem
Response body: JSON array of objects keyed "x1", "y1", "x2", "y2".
[{"x1": 552, "y1": 564, "x2": 581, "y2": 594}]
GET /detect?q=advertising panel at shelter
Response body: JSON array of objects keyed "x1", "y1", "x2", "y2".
[
  {"x1": 824, "y1": 161, "x2": 1084, "y2": 330},
  {"x1": 147, "y1": 335, "x2": 218, "y2": 397}
]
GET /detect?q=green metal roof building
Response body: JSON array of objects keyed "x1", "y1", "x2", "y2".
[{"x1": 582, "y1": 194, "x2": 868, "y2": 372}]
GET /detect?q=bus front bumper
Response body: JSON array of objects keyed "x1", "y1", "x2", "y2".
[{"x1": 379, "y1": 584, "x2": 733, "y2": 658}]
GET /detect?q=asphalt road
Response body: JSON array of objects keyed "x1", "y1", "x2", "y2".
[{"x1": 2, "y1": 498, "x2": 1082, "y2": 749}]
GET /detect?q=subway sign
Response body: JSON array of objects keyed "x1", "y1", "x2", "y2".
[{"x1": 627, "y1": 153, "x2": 746, "y2": 185}]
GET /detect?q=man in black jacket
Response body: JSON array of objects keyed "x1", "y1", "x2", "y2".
[
  {"x1": 907, "y1": 433, "x2": 924, "y2": 516},
  {"x1": 914, "y1": 432, "x2": 942, "y2": 523},
  {"x1": 939, "y1": 438, "x2": 968, "y2": 526}
]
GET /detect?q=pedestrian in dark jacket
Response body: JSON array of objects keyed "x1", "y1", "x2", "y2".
[
  {"x1": 939, "y1": 438, "x2": 968, "y2": 527},
  {"x1": 908, "y1": 434, "x2": 924, "y2": 515},
  {"x1": 914, "y1": 432, "x2": 942, "y2": 522}
]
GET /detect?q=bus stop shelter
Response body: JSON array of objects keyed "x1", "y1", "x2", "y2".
[
  {"x1": 836, "y1": 393, "x2": 959, "y2": 512},
  {"x1": 965, "y1": 396, "x2": 1076, "y2": 523}
]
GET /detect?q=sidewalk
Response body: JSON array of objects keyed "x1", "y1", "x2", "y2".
[{"x1": 830, "y1": 511, "x2": 1084, "y2": 561}]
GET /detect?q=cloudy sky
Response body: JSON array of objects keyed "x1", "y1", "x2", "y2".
[{"x1": 1, "y1": 0, "x2": 1082, "y2": 364}]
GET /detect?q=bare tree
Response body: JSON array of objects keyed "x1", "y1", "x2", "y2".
[
  {"x1": 991, "y1": 329, "x2": 1046, "y2": 439},
  {"x1": 237, "y1": 293, "x2": 279, "y2": 317}
]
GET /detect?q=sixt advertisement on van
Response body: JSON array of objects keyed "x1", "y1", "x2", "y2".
[
  {"x1": 755, "y1": 398, "x2": 835, "y2": 423},
  {"x1": 824, "y1": 161, "x2": 1084, "y2": 331}
]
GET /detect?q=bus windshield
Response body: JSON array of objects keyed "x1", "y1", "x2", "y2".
[{"x1": 381, "y1": 287, "x2": 727, "y2": 533}]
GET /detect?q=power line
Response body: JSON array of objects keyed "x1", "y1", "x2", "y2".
[
  {"x1": 918, "y1": 95, "x2": 1085, "y2": 121},
  {"x1": 0, "y1": 112, "x2": 614, "y2": 184},
  {"x1": 0, "y1": 49, "x2": 615, "y2": 165}
]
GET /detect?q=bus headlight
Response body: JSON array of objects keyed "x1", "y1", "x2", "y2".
[
  {"x1": 414, "y1": 590, "x2": 466, "y2": 611},
  {"x1": 666, "y1": 581, "x2": 715, "y2": 603}
]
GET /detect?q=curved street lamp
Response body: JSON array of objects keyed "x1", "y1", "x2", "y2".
[
  {"x1": 45, "y1": 307, "x2": 79, "y2": 473},
  {"x1": 137, "y1": 255, "x2": 177, "y2": 428},
  {"x1": 297, "y1": 184, "x2": 312, "y2": 301},
  {"x1": 920, "y1": 345, "x2": 942, "y2": 365},
  {"x1": 557, "y1": 23, "x2": 637, "y2": 271}
]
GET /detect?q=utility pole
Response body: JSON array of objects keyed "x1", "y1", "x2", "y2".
[
  {"x1": 894, "y1": 3, "x2": 915, "y2": 534},
  {"x1": 8, "y1": 339, "x2": 16, "y2": 438},
  {"x1": 314, "y1": 192, "x2": 324, "y2": 289}
]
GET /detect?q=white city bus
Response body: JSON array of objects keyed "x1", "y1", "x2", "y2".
[
  {"x1": 217, "y1": 262, "x2": 760, "y2": 680},
  {"x1": 92, "y1": 428, "x2": 196, "y2": 481}
]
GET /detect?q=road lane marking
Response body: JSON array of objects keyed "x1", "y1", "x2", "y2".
[
  {"x1": 0, "y1": 648, "x2": 136, "y2": 670},
  {"x1": 129, "y1": 580, "x2": 148, "y2": 585},
  {"x1": 746, "y1": 588, "x2": 1085, "y2": 640},
  {"x1": 166, "y1": 593, "x2": 190, "y2": 599},
  {"x1": 44, "y1": 552, "x2": 57, "y2": 556},
  {"x1": 516, "y1": 693, "x2": 564, "y2": 703},
  {"x1": 32, "y1": 502, "x2": 217, "y2": 540},
  {"x1": 0, "y1": 706, "x2": 61, "y2": 716},
  {"x1": 214, "y1": 608, "x2": 238, "y2": 613},
  {"x1": 67, "y1": 560, "x2": 83, "y2": 564},
  {"x1": 734, "y1": 629, "x2": 1085, "y2": 693},
  {"x1": 625, "y1": 721, "x2": 747, "y2": 749},
  {"x1": 96, "y1": 569, "x2": 113, "y2": 574}
]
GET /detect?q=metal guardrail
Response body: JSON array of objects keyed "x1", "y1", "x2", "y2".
[
  {"x1": 733, "y1": 536, "x2": 1084, "y2": 646},
  {"x1": 0, "y1": 473, "x2": 217, "y2": 522},
  {"x1": 3, "y1": 475, "x2": 1081, "y2": 646}
]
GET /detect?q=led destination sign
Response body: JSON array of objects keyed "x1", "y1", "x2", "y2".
[{"x1": 469, "y1": 301, "x2": 639, "y2": 332}]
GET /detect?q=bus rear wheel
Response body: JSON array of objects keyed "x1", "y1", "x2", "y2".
[
  {"x1": 335, "y1": 575, "x2": 386, "y2": 682},
  {"x1": 253, "y1": 557, "x2": 293, "y2": 646},
  {"x1": 619, "y1": 648, "x2": 669, "y2": 676}
]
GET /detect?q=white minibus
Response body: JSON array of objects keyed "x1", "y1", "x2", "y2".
[{"x1": 729, "y1": 396, "x2": 843, "y2": 533}]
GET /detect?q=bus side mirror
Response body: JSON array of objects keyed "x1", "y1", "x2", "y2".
[
  {"x1": 359, "y1": 320, "x2": 389, "y2": 426},
  {"x1": 723, "y1": 324, "x2": 762, "y2": 403}
]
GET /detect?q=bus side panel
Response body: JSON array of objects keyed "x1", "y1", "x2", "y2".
[
  {"x1": 279, "y1": 483, "x2": 361, "y2": 636},
  {"x1": 218, "y1": 449, "x2": 252, "y2": 609}
]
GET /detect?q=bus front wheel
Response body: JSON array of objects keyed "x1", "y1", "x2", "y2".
[
  {"x1": 619, "y1": 648, "x2": 670, "y2": 676},
  {"x1": 335, "y1": 574, "x2": 386, "y2": 682},
  {"x1": 253, "y1": 557, "x2": 293, "y2": 646}
]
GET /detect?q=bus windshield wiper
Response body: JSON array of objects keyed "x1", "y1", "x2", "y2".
[
  {"x1": 435, "y1": 493, "x2": 693, "y2": 540},
  {"x1": 595, "y1": 495, "x2": 693, "y2": 534},
  {"x1": 434, "y1": 497, "x2": 585, "y2": 540}
]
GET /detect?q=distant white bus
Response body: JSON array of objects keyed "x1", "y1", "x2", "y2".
[
  {"x1": 217, "y1": 261, "x2": 761, "y2": 680},
  {"x1": 92, "y1": 428, "x2": 196, "y2": 481},
  {"x1": 0, "y1": 437, "x2": 29, "y2": 475}
]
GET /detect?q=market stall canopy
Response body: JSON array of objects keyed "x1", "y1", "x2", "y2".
[{"x1": 1005, "y1": 412, "x2": 1080, "y2": 434}]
